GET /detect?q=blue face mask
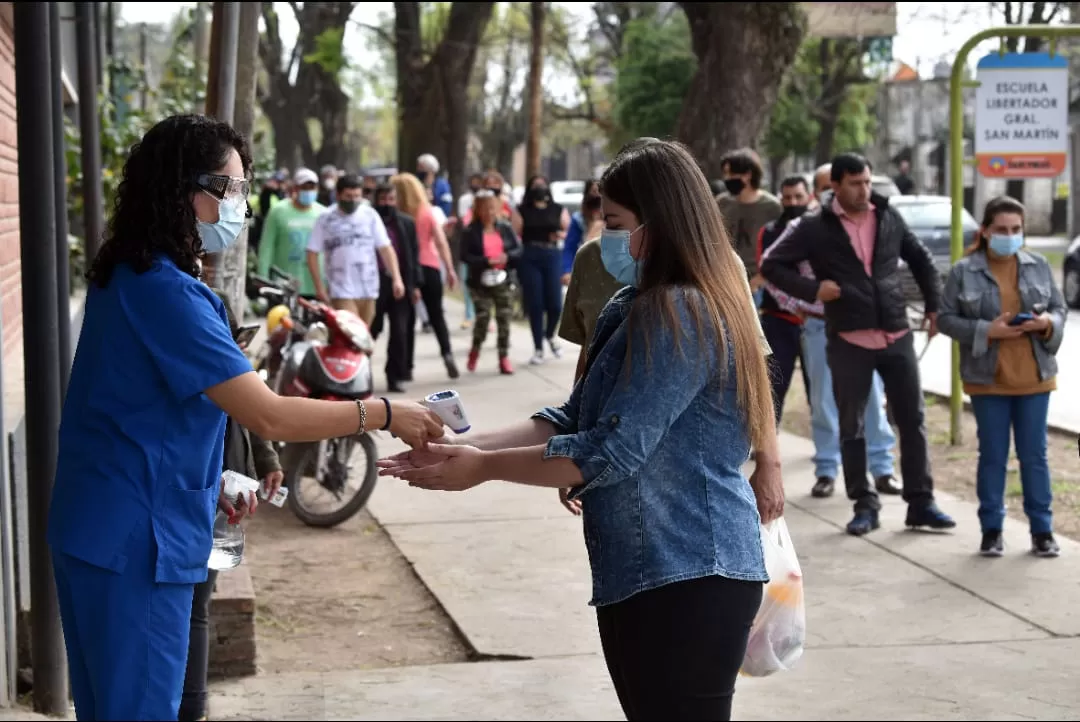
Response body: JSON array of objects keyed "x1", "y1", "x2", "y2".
[
  {"x1": 198, "y1": 195, "x2": 246, "y2": 253},
  {"x1": 600, "y1": 224, "x2": 645, "y2": 286},
  {"x1": 297, "y1": 189, "x2": 318, "y2": 207},
  {"x1": 988, "y1": 233, "x2": 1023, "y2": 257}
]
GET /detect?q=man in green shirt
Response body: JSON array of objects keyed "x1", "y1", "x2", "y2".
[{"x1": 258, "y1": 167, "x2": 325, "y2": 297}]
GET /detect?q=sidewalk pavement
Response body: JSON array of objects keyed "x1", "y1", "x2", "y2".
[{"x1": 204, "y1": 302, "x2": 1080, "y2": 721}]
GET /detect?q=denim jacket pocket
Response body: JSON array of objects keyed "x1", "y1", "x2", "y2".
[
  {"x1": 958, "y1": 291, "x2": 984, "y2": 318},
  {"x1": 1020, "y1": 274, "x2": 1053, "y2": 312}
]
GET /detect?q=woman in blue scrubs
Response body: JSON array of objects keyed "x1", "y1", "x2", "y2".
[{"x1": 48, "y1": 114, "x2": 444, "y2": 721}]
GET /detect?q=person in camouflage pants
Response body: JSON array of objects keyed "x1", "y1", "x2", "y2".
[
  {"x1": 461, "y1": 190, "x2": 523, "y2": 375},
  {"x1": 472, "y1": 279, "x2": 514, "y2": 360}
]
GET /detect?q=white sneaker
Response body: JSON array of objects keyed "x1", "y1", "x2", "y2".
[
  {"x1": 547, "y1": 338, "x2": 563, "y2": 359},
  {"x1": 529, "y1": 351, "x2": 545, "y2": 365}
]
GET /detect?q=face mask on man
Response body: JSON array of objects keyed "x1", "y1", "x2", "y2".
[
  {"x1": 198, "y1": 195, "x2": 246, "y2": 253},
  {"x1": 600, "y1": 225, "x2": 645, "y2": 287},
  {"x1": 374, "y1": 203, "x2": 393, "y2": 219},
  {"x1": 724, "y1": 178, "x2": 745, "y2": 196},
  {"x1": 338, "y1": 199, "x2": 359, "y2": 214},
  {"x1": 988, "y1": 233, "x2": 1023, "y2": 256},
  {"x1": 297, "y1": 189, "x2": 318, "y2": 207},
  {"x1": 781, "y1": 205, "x2": 808, "y2": 221}
]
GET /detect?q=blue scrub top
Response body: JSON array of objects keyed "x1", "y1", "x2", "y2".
[{"x1": 48, "y1": 257, "x2": 253, "y2": 584}]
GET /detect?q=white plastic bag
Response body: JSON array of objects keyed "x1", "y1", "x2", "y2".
[{"x1": 740, "y1": 518, "x2": 805, "y2": 677}]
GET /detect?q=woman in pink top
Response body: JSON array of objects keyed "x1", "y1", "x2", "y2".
[
  {"x1": 393, "y1": 173, "x2": 460, "y2": 379},
  {"x1": 461, "y1": 191, "x2": 523, "y2": 374}
]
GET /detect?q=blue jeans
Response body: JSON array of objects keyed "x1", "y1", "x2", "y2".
[
  {"x1": 459, "y1": 262, "x2": 475, "y2": 321},
  {"x1": 970, "y1": 393, "x2": 1053, "y2": 534},
  {"x1": 801, "y1": 317, "x2": 895, "y2": 479},
  {"x1": 518, "y1": 244, "x2": 564, "y2": 351}
]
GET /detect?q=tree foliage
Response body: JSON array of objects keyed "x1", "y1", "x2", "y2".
[
  {"x1": 611, "y1": 13, "x2": 695, "y2": 144},
  {"x1": 763, "y1": 38, "x2": 877, "y2": 165}
]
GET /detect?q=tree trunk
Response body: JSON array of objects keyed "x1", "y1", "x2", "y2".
[
  {"x1": 813, "y1": 39, "x2": 861, "y2": 167},
  {"x1": 768, "y1": 155, "x2": 784, "y2": 194},
  {"x1": 314, "y1": 81, "x2": 349, "y2": 168},
  {"x1": 396, "y1": 2, "x2": 495, "y2": 213},
  {"x1": 257, "y1": 2, "x2": 353, "y2": 171},
  {"x1": 210, "y1": 0, "x2": 260, "y2": 318},
  {"x1": 205, "y1": 2, "x2": 223, "y2": 118},
  {"x1": 525, "y1": 1, "x2": 545, "y2": 179},
  {"x1": 676, "y1": 2, "x2": 805, "y2": 179}
]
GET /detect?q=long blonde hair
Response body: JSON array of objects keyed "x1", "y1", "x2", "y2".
[
  {"x1": 390, "y1": 172, "x2": 430, "y2": 218},
  {"x1": 600, "y1": 139, "x2": 773, "y2": 450}
]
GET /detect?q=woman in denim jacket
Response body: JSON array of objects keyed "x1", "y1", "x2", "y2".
[
  {"x1": 379, "y1": 139, "x2": 785, "y2": 721},
  {"x1": 938, "y1": 195, "x2": 1066, "y2": 558}
]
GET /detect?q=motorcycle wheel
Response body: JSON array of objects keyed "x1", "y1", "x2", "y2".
[{"x1": 282, "y1": 433, "x2": 378, "y2": 528}]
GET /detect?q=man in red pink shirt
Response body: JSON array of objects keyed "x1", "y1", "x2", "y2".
[{"x1": 760, "y1": 153, "x2": 955, "y2": 537}]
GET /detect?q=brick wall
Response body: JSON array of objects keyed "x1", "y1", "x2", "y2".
[{"x1": 0, "y1": 3, "x2": 21, "y2": 358}]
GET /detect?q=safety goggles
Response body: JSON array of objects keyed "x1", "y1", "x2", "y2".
[
  {"x1": 196, "y1": 173, "x2": 252, "y2": 217},
  {"x1": 196, "y1": 173, "x2": 250, "y2": 203}
]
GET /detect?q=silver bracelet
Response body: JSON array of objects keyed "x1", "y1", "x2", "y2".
[{"x1": 356, "y1": 399, "x2": 367, "y2": 434}]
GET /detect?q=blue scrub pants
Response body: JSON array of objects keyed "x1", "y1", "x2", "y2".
[{"x1": 52, "y1": 530, "x2": 195, "y2": 721}]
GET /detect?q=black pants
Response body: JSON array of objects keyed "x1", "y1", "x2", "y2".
[
  {"x1": 179, "y1": 569, "x2": 218, "y2": 721},
  {"x1": 826, "y1": 332, "x2": 934, "y2": 511},
  {"x1": 596, "y1": 575, "x2": 763, "y2": 722},
  {"x1": 761, "y1": 312, "x2": 808, "y2": 424},
  {"x1": 417, "y1": 265, "x2": 452, "y2": 357},
  {"x1": 371, "y1": 274, "x2": 415, "y2": 383}
]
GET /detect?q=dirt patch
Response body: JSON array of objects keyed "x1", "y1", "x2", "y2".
[
  {"x1": 241, "y1": 505, "x2": 470, "y2": 673},
  {"x1": 779, "y1": 374, "x2": 1080, "y2": 539}
]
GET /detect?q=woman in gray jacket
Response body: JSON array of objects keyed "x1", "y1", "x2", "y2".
[{"x1": 938, "y1": 195, "x2": 1066, "y2": 558}]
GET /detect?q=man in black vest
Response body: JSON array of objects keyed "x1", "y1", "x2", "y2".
[{"x1": 760, "y1": 153, "x2": 955, "y2": 537}]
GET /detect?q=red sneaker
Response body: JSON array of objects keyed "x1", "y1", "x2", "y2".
[
  {"x1": 467, "y1": 348, "x2": 479, "y2": 372},
  {"x1": 499, "y1": 356, "x2": 514, "y2": 375}
]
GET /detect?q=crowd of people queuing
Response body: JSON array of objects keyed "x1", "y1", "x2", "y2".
[{"x1": 44, "y1": 108, "x2": 1067, "y2": 722}]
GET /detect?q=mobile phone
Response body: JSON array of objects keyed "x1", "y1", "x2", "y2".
[
  {"x1": 234, "y1": 323, "x2": 261, "y2": 347},
  {"x1": 1008, "y1": 312, "x2": 1034, "y2": 327}
]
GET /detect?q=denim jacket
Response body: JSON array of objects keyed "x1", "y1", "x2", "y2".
[
  {"x1": 938, "y1": 249, "x2": 1066, "y2": 386},
  {"x1": 533, "y1": 286, "x2": 768, "y2": 607}
]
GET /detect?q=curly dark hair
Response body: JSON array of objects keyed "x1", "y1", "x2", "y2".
[{"x1": 86, "y1": 114, "x2": 252, "y2": 288}]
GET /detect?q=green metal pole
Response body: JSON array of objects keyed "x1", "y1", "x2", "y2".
[{"x1": 948, "y1": 24, "x2": 1080, "y2": 445}]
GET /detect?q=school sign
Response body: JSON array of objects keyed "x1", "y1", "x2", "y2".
[{"x1": 975, "y1": 52, "x2": 1069, "y2": 179}]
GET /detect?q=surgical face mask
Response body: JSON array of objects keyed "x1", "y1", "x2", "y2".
[
  {"x1": 323, "y1": 178, "x2": 335, "y2": 190},
  {"x1": 988, "y1": 233, "x2": 1023, "y2": 256},
  {"x1": 724, "y1": 178, "x2": 745, "y2": 196},
  {"x1": 338, "y1": 199, "x2": 359, "y2": 214},
  {"x1": 197, "y1": 195, "x2": 245, "y2": 253},
  {"x1": 600, "y1": 225, "x2": 645, "y2": 287},
  {"x1": 297, "y1": 189, "x2": 318, "y2": 206}
]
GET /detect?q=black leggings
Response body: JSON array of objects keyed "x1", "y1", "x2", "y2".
[
  {"x1": 596, "y1": 575, "x2": 763, "y2": 722},
  {"x1": 418, "y1": 265, "x2": 453, "y2": 356},
  {"x1": 179, "y1": 569, "x2": 218, "y2": 721}
]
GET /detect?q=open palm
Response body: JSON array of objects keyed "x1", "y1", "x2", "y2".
[{"x1": 377, "y1": 447, "x2": 450, "y2": 477}]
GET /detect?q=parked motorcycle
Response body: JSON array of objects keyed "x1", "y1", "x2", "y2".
[{"x1": 262, "y1": 290, "x2": 379, "y2": 528}]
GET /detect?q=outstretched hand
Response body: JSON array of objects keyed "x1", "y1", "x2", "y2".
[{"x1": 377, "y1": 443, "x2": 488, "y2": 492}]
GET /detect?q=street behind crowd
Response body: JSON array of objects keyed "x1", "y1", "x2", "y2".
[{"x1": 204, "y1": 301, "x2": 1080, "y2": 722}]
